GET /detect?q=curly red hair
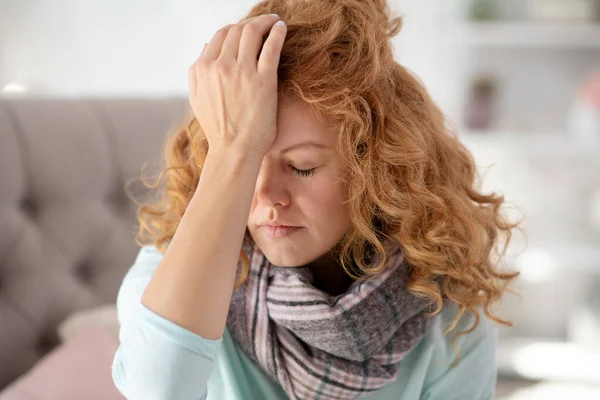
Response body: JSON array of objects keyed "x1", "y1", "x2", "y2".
[{"x1": 133, "y1": 0, "x2": 521, "y2": 366}]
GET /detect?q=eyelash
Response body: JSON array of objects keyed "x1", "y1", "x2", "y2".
[{"x1": 290, "y1": 166, "x2": 316, "y2": 177}]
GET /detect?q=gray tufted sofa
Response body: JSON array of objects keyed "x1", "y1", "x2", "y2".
[{"x1": 0, "y1": 97, "x2": 189, "y2": 389}]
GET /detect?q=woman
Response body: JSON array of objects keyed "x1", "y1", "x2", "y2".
[{"x1": 112, "y1": 0, "x2": 520, "y2": 399}]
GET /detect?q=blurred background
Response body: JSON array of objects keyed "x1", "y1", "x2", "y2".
[{"x1": 1, "y1": 0, "x2": 599, "y2": 399}]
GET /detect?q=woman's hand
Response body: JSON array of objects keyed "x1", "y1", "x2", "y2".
[{"x1": 188, "y1": 14, "x2": 287, "y2": 157}]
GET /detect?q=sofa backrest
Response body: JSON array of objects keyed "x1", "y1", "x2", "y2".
[{"x1": 0, "y1": 97, "x2": 188, "y2": 388}]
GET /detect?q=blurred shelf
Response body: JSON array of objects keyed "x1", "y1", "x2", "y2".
[
  {"x1": 497, "y1": 338, "x2": 600, "y2": 384},
  {"x1": 457, "y1": 130, "x2": 600, "y2": 160},
  {"x1": 504, "y1": 239, "x2": 600, "y2": 276},
  {"x1": 453, "y1": 21, "x2": 600, "y2": 48},
  {"x1": 456, "y1": 131, "x2": 600, "y2": 277}
]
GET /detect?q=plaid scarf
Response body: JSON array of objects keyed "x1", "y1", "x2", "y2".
[{"x1": 227, "y1": 241, "x2": 435, "y2": 400}]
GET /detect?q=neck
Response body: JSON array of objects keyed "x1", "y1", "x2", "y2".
[{"x1": 304, "y1": 251, "x2": 356, "y2": 297}]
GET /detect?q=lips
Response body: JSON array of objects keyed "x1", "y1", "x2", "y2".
[
  {"x1": 262, "y1": 225, "x2": 302, "y2": 238},
  {"x1": 259, "y1": 221, "x2": 300, "y2": 228}
]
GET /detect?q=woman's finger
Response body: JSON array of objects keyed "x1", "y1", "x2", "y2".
[
  {"x1": 202, "y1": 24, "x2": 234, "y2": 61},
  {"x1": 237, "y1": 14, "x2": 281, "y2": 68},
  {"x1": 257, "y1": 19, "x2": 287, "y2": 77},
  {"x1": 219, "y1": 16, "x2": 257, "y2": 61}
]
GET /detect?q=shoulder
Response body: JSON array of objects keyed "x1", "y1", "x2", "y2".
[
  {"x1": 135, "y1": 244, "x2": 165, "y2": 264},
  {"x1": 121, "y1": 245, "x2": 165, "y2": 280},
  {"x1": 420, "y1": 302, "x2": 499, "y2": 400},
  {"x1": 434, "y1": 301, "x2": 498, "y2": 363}
]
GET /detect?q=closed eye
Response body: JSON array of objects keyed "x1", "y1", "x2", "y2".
[{"x1": 290, "y1": 166, "x2": 316, "y2": 177}]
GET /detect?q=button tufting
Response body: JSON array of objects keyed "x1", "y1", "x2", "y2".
[
  {"x1": 74, "y1": 262, "x2": 94, "y2": 284},
  {"x1": 34, "y1": 334, "x2": 56, "y2": 357},
  {"x1": 20, "y1": 197, "x2": 39, "y2": 219}
]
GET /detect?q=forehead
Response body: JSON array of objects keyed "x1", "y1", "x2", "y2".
[{"x1": 274, "y1": 96, "x2": 336, "y2": 147}]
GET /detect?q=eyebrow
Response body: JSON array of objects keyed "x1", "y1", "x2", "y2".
[{"x1": 280, "y1": 142, "x2": 332, "y2": 154}]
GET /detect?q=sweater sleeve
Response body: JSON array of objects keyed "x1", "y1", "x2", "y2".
[
  {"x1": 111, "y1": 245, "x2": 223, "y2": 400},
  {"x1": 420, "y1": 310, "x2": 499, "y2": 400}
]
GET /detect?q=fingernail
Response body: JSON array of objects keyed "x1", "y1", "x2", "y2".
[
  {"x1": 275, "y1": 20, "x2": 286, "y2": 27},
  {"x1": 270, "y1": 13, "x2": 279, "y2": 17}
]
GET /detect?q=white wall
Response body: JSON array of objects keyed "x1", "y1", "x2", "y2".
[
  {"x1": 0, "y1": 0, "x2": 463, "y2": 121},
  {"x1": 0, "y1": 0, "x2": 251, "y2": 96},
  {"x1": 5, "y1": 0, "x2": 597, "y2": 131}
]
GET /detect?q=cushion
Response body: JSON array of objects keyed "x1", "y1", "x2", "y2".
[
  {"x1": 57, "y1": 304, "x2": 119, "y2": 344},
  {"x1": 0, "y1": 324, "x2": 124, "y2": 400}
]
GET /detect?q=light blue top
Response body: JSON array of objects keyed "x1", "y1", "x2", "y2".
[{"x1": 112, "y1": 245, "x2": 499, "y2": 400}]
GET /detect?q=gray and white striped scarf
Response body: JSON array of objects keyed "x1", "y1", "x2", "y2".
[{"x1": 227, "y1": 240, "x2": 435, "y2": 400}]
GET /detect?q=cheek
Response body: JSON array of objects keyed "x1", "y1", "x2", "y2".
[{"x1": 300, "y1": 178, "x2": 348, "y2": 223}]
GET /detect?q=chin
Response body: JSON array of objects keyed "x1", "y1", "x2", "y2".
[
  {"x1": 261, "y1": 250, "x2": 303, "y2": 268},
  {"x1": 256, "y1": 244, "x2": 310, "y2": 268}
]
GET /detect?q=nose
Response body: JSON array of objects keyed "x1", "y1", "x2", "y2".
[{"x1": 255, "y1": 158, "x2": 291, "y2": 208}]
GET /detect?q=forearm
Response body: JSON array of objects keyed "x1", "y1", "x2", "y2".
[{"x1": 141, "y1": 148, "x2": 262, "y2": 340}]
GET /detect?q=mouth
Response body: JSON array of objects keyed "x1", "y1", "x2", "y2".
[{"x1": 261, "y1": 225, "x2": 302, "y2": 238}]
